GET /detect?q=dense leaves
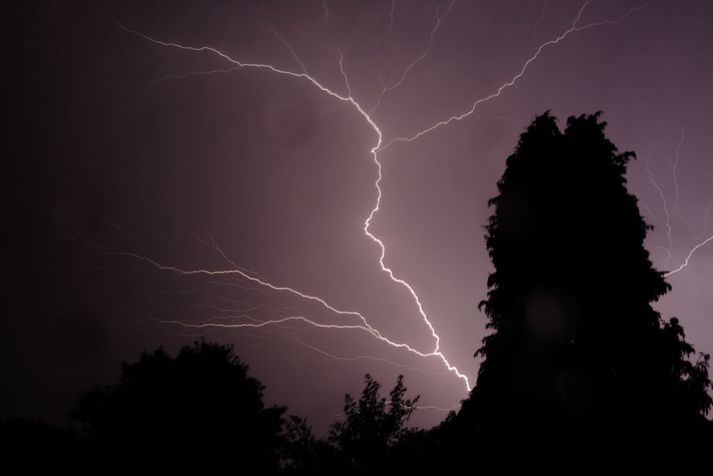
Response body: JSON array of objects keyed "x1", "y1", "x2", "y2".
[
  {"x1": 328, "y1": 374, "x2": 419, "y2": 473},
  {"x1": 446, "y1": 112, "x2": 712, "y2": 462},
  {"x1": 70, "y1": 341, "x2": 286, "y2": 469}
]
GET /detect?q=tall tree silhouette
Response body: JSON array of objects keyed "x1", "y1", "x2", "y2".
[
  {"x1": 71, "y1": 340, "x2": 286, "y2": 469},
  {"x1": 447, "y1": 113, "x2": 711, "y2": 461}
]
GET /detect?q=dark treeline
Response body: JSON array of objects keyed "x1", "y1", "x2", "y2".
[
  {"x1": 3, "y1": 113, "x2": 711, "y2": 471},
  {"x1": 0, "y1": 341, "x2": 425, "y2": 473}
]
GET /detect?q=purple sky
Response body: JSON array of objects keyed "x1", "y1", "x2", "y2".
[{"x1": 5, "y1": 0, "x2": 713, "y2": 433}]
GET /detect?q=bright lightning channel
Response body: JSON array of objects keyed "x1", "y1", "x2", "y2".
[
  {"x1": 639, "y1": 134, "x2": 713, "y2": 277},
  {"x1": 105, "y1": 0, "x2": 657, "y2": 395},
  {"x1": 380, "y1": 0, "x2": 656, "y2": 150},
  {"x1": 665, "y1": 234, "x2": 713, "y2": 277},
  {"x1": 107, "y1": 14, "x2": 474, "y2": 391},
  {"x1": 104, "y1": 247, "x2": 472, "y2": 389},
  {"x1": 288, "y1": 336, "x2": 449, "y2": 377}
]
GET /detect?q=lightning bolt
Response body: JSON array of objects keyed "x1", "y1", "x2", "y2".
[
  {"x1": 100, "y1": 0, "x2": 657, "y2": 398},
  {"x1": 638, "y1": 133, "x2": 713, "y2": 278},
  {"x1": 672, "y1": 127, "x2": 685, "y2": 222},
  {"x1": 337, "y1": 50, "x2": 353, "y2": 98},
  {"x1": 370, "y1": 0, "x2": 457, "y2": 113},
  {"x1": 288, "y1": 336, "x2": 449, "y2": 377},
  {"x1": 105, "y1": 14, "x2": 474, "y2": 391},
  {"x1": 387, "y1": 0, "x2": 397, "y2": 37},
  {"x1": 540, "y1": 0, "x2": 550, "y2": 22},
  {"x1": 414, "y1": 405, "x2": 457, "y2": 412},
  {"x1": 103, "y1": 247, "x2": 472, "y2": 389},
  {"x1": 380, "y1": 0, "x2": 656, "y2": 150},
  {"x1": 195, "y1": 229, "x2": 271, "y2": 282},
  {"x1": 533, "y1": 0, "x2": 551, "y2": 41},
  {"x1": 161, "y1": 315, "x2": 376, "y2": 332},
  {"x1": 149, "y1": 67, "x2": 241, "y2": 85},
  {"x1": 642, "y1": 156, "x2": 674, "y2": 261},
  {"x1": 665, "y1": 234, "x2": 713, "y2": 277}
]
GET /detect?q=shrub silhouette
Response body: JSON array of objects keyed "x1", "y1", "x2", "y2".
[
  {"x1": 442, "y1": 112, "x2": 712, "y2": 463},
  {"x1": 328, "y1": 374, "x2": 419, "y2": 474},
  {"x1": 71, "y1": 340, "x2": 286, "y2": 469}
]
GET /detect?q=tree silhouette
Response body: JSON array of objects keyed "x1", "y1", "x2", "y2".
[
  {"x1": 71, "y1": 340, "x2": 286, "y2": 469},
  {"x1": 328, "y1": 374, "x2": 419, "y2": 474},
  {"x1": 443, "y1": 112, "x2": 711, "y2": 463},
  {"x1": 0, "y1": 418, "x2": 78, "y2": 466},
  {"x1": 279, "y1": 415, "x2": 337, "y2": 475}
]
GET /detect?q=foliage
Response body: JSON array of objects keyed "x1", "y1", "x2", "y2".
[
  {"x1": 328, "y1": 374, "x2": 419, "y2": 473},
  {"x1": 454, "y1": 112, "x2": 712, "y2": 459},
  {"x1": 70, "y1": 340, "x2": 286, "y2": 469}
]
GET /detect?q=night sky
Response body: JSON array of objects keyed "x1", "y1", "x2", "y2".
[{"x1": 5, "y1": 0, "x2": 713, "y2": 433}]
